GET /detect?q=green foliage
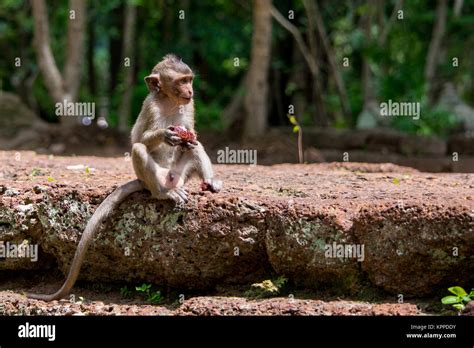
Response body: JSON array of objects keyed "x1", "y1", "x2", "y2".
[
  {"x1": 1, "y1": 0, "x2": 473, "y2": 135},
  {"x1": 120, "y1": 285, "x2": 133, "y2": 298},
  {"x1": 135, "y1": 283, "x2": 162, "y2": 304},
  {"x1": 441, "y1": 286, "x2": 473, "y2": 311},
  {"x1": 245, "y1": 276, "x2": 288, "y2": 299},
  {"x1": 195, "y1": 99, "x2": 223, "y2": 130},
  {"x1": 29, "y1": 168, "x2": 43, "y2": 177},
  {"x1": 391, "y1": 105, "x2": 458, "y2": 137}
]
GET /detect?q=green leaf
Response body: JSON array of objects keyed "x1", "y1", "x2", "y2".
[
  {"x1": 29, "y1": 168, "x2": 42, "y2": 176},
  {"x1": 273, "y1": 276, "x2": 288, "y2": 288},
  {"x1": 293, "y1": 125, "x2": 300, "y2": 133},
  {"x1": 47, "y1": 176, "x2": 56, "y2": 182},
  {"x1": 136, "y1": 283, "x2": 151, "y2": 292},
  {"x1": 441, "y1": 296, "x2": 460, "y2": 305},
  {"x1": 453, "y1": 304, "x2": 464, "y2": 310},
  {"x1": 448, "y1": 286, "x2": 468, "y2": 297},
  {"x1": 149, "y1": 291, "x2": 162, "y2": 304},
  {"x1": 288, "y1": 115, "x2": 297, "y2": 125}
]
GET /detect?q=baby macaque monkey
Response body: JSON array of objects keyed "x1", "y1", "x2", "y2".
[
  {"x1": 27, "y1": 54, "x2": 221, "y2": 301},
  {"x1": 131, "y1": 54, "x2": 222, "y2": 202}
]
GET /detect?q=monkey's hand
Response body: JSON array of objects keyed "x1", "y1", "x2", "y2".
[
  {"x1": 164, "y1": 128, "x2": 183, "y2": 146},
  {"x1": 168, "y1": 125, "x2": 197, "y2": 148},
  {"x1": 181, "y1": 142, "x2": 197, "y2": 150},
  {"x1": 201, "y1": 179, "x2": 222, "y2": 193}
]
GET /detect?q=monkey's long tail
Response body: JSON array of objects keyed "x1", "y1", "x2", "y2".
[{"x1": 27, "y1": 179, "x2": 144, "y2": 301}]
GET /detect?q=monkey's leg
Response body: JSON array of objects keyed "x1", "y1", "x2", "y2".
[
  {"x1": 170, "y1": 142, "x2": 222, "y2": 192},
  {"x1": 132, "y1": 143, "x2": 188, "y2": 202}
]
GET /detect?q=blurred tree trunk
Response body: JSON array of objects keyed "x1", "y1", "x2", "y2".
[
  {"x1": 356, "y1": 0, "x2": 384, "y2": 129},
  {"x1": 272, "y1": 67, "x2": 285, "y2": 125},
  {"x1": 243, "y1": 0, "x2": 272, "y2": 139},
  {"x1": 289, "y1": 49, "x2": 308, "y2": 122},
  {"x1": 31, "y1": 0, "x2": 86, "y2": 126},
  {"x1": 436, "y1": 0, "x2": 473, "y2": 131},
  {"x1": 221, "y1": 75, "x2": 247, "y2": 131},
  {"x1": 179, "y1": 0, "x2": 191, "y2": 48},
  {"x1": 361, "y1": 1, "x2": 375, "y2": 110},
  {"x1": 64, "y1": 0, "x2": 86, "y2": 103},
  {"x1": 305, "y1": 0, "x2": 352, "y2": 124},
  {"x1": 162, "y1": 0, "x2": 174, "y2": 44},
  {"x1": 118, "y1": 1, "x2": 137, "y2": 133},
  {"x1": 271, "y1": 4, "x2": 330, "y2": 127},
  {"x1": 303, "y1": 0, "x2": 327, "y2": 126},
  {"x1": 453, "y1": 0, "x2": 463, "y2": 17},
  {"x1": 109, "y1": 4, "x2": 124, "y2": 96},
  {"x1": 357, "y1": 0, "x2": 401, "y2": 129},
  {"x1": 424, "y1": 0, "x2": 448, "y2": 105},
  {"x1": 87, "y1": 17, "x2": 96, "y2": 96}
]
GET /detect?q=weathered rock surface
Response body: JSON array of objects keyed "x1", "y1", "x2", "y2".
[
  {"x1": 0, "y1": 291, "x2": 419, "y2": 316},
  {"x1": 0, "y1": 151, "x2": 473, "y2": 297},
  {"x1": 174, "y1": 296, "x2": 420, "y2": 316}
]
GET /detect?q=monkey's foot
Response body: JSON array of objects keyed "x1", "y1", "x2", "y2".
[
  {"x1": 166, "y1": 187, "x2": 189, "y2": 204},
  {"x1": 201, "y1": 179, "x2": 222, "y2": 193},
  {"x1": 153, "y1": 186, "x2": 188, "y2": 204}
]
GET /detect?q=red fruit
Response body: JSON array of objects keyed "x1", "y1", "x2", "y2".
[
  {"x1": 169, "y1": 125, "x2": 197, "y2": 145},
  {"x1": 201, "y1": 181, "x2": 218, "y2": 192},
  {"x1": 201, "y1": 181, "x2": 211, "y2": 191}
]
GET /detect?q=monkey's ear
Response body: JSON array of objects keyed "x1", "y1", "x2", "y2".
[{"x1": 145, "y1": 74, "x2": 161, "y2": 92}]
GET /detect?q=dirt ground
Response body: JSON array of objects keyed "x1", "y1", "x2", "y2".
[{"x1": 0, "y1": 273, "x2": 422, "y2": 316}]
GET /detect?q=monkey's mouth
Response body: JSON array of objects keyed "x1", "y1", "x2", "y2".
[{"x1": 179, "y1": 96, "x2": 192, "y2": 104}]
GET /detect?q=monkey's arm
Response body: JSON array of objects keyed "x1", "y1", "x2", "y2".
[
  {"x1": 141, "y1": 128, "x2": 182, "y2": 149},
  {"x1": 27, "y1": 179, "x2": 144, "y2": 301}
]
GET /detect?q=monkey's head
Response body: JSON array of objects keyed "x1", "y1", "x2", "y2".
[{"x1": 145, "y1": 54, "x2": 194, "y2": 105}]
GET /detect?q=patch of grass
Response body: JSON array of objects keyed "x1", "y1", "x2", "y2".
[
  {"x1": 136, "y1": 283, "x2": 162, "y2": 304},
  {"x1": 120, "y1": 286, "x2": 133, "y2": 299},
  {"x1": 29, "y1": 168, "x2": 44, "y2": 176}
]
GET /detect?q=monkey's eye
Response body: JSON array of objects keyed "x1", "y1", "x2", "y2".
[{"x1": 178, "y1": 77, "x2": 192, "y2": 85}]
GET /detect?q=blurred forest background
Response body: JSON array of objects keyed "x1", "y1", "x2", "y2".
[{"x1": 0, "y1": 0, "x2": 473, "y2": 170}]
